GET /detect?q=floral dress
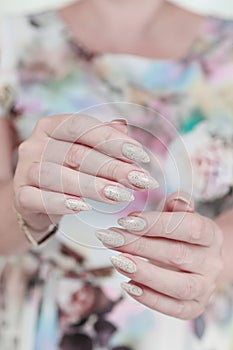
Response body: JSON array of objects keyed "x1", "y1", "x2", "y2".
[{"x1": 0, "y1": 11, "x2": 233, "y2": 350}]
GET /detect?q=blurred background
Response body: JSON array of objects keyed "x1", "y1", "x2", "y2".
[{"x1": 0, "y1": 0, "x2": 233, "y2": 17}]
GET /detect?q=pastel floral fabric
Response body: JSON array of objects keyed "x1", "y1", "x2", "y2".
[{"x1": 0, "y1": 11, "x2": 233, "y2": 350}]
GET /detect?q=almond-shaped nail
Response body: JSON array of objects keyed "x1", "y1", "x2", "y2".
[
  {"x1": 122, "y1": 143, "x2": 150, "y2": 163},
  {"x1": 104, "y1": 186, "x2": 134, "y2": 202},
  {"x1": 121, "y1": 282, "x2": 143, "y2": 296},
  {"x1": 118, "y1": 216, "x2": 146, "y2": 232},
  {"x1": 95, "y1": 229, "x2": 125, "y2": 247},
  {"x1": 65, "y1": 199, "x2": 92, "y2": 211},
  {"x1": 128, "y1": 171, "x2": 159, "y2": 189},
  {"x1": 110, "y1": 255, "x2": 137, "y2": 273}
]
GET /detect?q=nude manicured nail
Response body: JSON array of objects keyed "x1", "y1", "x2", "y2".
[
  {"x1": 65, "y1": 199, "x2": 92, "y2": 211},
  {"x1": 111, "y1": 118, "x2": 128, "y2": 125},
  {"x1": 122, "y1": 143, "x2": 150, "y2": 163},
  {"x1": 118, "y1": 216, "x2": 146, "y2": 232},
  {"x1": 171, "y1": 195, "x2": 193, "y2": 211},
  {"x1": 121, "y1": 282, "x2": 143, "y2": 296},
  {"x1": 110, "y1": 255, "x2": 137, "y2": 273},
  {"x1": 104, "y1": 186, "x2": 134, "y2": 202},
  {"x1": 95, "y1": 229, "x2": 125, "y2": 247},
  {"x1": 128, "y1": 171, "x2": 159, "y2": 189}
]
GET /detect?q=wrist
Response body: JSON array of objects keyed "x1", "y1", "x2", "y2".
[{"x1": 14, "y1": 208, "x2": 59, "y2": 247}]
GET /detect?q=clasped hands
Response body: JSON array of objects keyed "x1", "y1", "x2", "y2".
[{"x1": 14, "y1": 114, "x2": 223, "y2": 319}]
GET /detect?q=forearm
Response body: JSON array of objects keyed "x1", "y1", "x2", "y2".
[
  {"x1": 215, "y1": 207, "x2": 233, "y2": 284},
  {"x1": 0, "y1": 179, "x2": 31, "y2": 254},
  {"x1": 0, "y1": 180, "x2": 52, "y2": 255}
]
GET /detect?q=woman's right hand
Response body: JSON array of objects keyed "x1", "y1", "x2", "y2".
[{"x1": 13, "y1": 114, "x2": 158, "y2": 231}]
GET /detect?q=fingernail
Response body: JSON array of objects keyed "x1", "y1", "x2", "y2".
[
  {"x1": 128, "y1": 171, "x2": 159, "y2": 189},
  {"x1": 111, "y1": 118, "x2": 128, "y2": 125},
  {"x1": 95, "y1": 229, "x2": 125, "y2": 247},
  {"x1": 65, "y1": 199, "x2": 92, "y2": 211},
  {"x1": 121, "y1": 282, "x2": 143, "y2": 296},
  {"x1": 104, "y1": 186, "x2": 134, "y2": 202},
  {"x1": 122, "y1": 143, "x2": 150, "y2": 163},
  {"x1": 171, "y1": 196, "x2": 193, "y2": 211},
  {"x1": 110, "y1": 255, "x2": 137, "y2": 273},
  {"x1": 118, "y1": 216, "x2": 146, "y2": 232}
]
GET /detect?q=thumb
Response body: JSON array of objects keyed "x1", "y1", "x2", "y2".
[{"x1": 162, "y1": 191, "x2": 195, "y2": 213}]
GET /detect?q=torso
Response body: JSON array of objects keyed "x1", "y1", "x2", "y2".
[{"x1": 1, "y1": 9, "x2": 233, "y2": 350}]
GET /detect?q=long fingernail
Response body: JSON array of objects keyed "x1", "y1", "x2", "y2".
[
  {"x1": 118, "y1": 216, "x2": 146, "y2": 232},
  {"x1": 128, "y1": 171, "x2": 159, "y2": 189},
  {"x1": 95, "y1": 229, "x2": 125, "y2": 247},
  {"x1": 104, "y1": 186, "x2": 134, "y2": 202},
  {"x1": 110, "y1": 255, "x2": 137, "y2": 273},
  {"x1": 122, "y1": 143, "x2": 150, "y2": 163},
  {"x1": 121, "y1": 282, "x2": 143, "y2": 296},
  {"x1": 65, "y1": 199, "x2": 92, "y2": 211}
]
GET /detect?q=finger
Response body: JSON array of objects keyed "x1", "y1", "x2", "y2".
[
  {"x1": 36, "y1": 114, "x2": 150, "y2": 163},
  {"x1": 17, "y1": 186, "x2": 92, "y2": 215},
  {"x1": 42, "y1": 140, "x2": 159, "y2": 190},
  {"x1": 117, "y1": 211, "x2": 214, "y2": 247},
  {"x1": 120, "y1": 281, "x2": 203, "y2": 320},
  {"x1": 163, "y1": 191, "x2": 195, "y2": 212},
  {"x1": 96, "y1": 229, "x2": 208, "y2": 273},
  {"x1": 109, "y1": 254, "x2": 206, "y2": 301},
  {"x1": 28, "y1": 161, "x2": 135, "y2": 204}
]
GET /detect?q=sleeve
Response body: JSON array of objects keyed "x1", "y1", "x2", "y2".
[{"x1": 0, "y1": 16, "x2": 18, "y2": 118}]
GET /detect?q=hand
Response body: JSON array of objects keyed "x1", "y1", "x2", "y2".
[
  {"x1": 13, "y1": 114, "x2": 158, "y2": 232},
  {"x1": 96, "y1": 192, "x2": 223, "y2": 320}
]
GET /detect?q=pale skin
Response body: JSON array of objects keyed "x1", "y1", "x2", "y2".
[{"x1": 0, "y1": 0, "x2": 231, "y2": 320}]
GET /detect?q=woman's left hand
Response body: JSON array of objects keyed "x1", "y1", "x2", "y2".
[{"x1": 96, "y1": 192, "x2": 223, "y2": 320}]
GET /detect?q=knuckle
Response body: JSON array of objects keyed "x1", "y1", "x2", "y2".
[
  {"x1": 217, "y1": 260, "x2": 224, "y2": 275},
  {"x1": 133, "y1": 236, "x2": 148, "y2": 256},
  {"x1": 170, "y1": 242, "x2": 189, "y2": 267},
  {"x1": 203, "y1": 218, "x2": 216, "y2": 245},
  {"x1": 104, "y1": 159, "x2": 121, "y2": 179},
  {"x1": 190, "y1": 215, "x2": 204, "y2": 240},
  {"x1": 35, "y1": 117, "x2": 51, "y2": 132},
  {"x1": 172, "y1": 302, "x2": 185, "y2": 319},
  {"x1": 67, "y1": 116, "x2": 80, "y2": 140},
  {"x1": 215, "y1": 226, "x2": 224, "y2": 247},
  {"x1": 180, "y1": 304, "x2": 204, "y2": 320},
  {"x1": 101, "y1": 127, "x2": 115, "y2": 144},
  {"x1": 176, "y1": 275, "x2": 199, "y2": 300},
  {"x1": 66, "y1": 144, "x2": 85, "y2": 168},
  {"x1": 28, "y1": 162, "x2": 53, "y2": 188},
  {"x1": 18, "y1": 141, "x2": 31, "y2": 158},
  {"x1": 211, "y1": 259, "x2": 223, "y2": 280},
  {"x1": 17, "y1": 187, "x2": 29, "y2": 210},
  {"x1": 28, "y1": 162, "x2": 40, "y2": 184},
  {"x1": 149, "y1": 293, "x2": 160, "y2": 311},
  {"x1": 39, "y1": 163, "x2": 54, "y2": 187}
]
